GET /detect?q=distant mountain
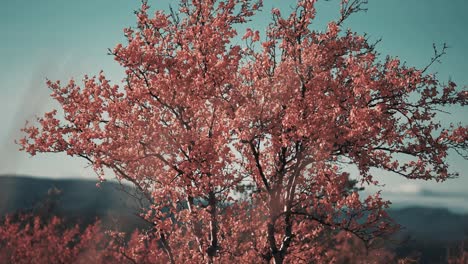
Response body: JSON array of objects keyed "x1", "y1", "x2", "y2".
[
  {"x1": 0, "y1": 175, "x2": 150, "y2": 232},
  {"x1": 390, "y1": 207, "x2": 468, "y2": 242},
  {"x1": 1, "y1": 175, "x2": 467, "y2": 262},
  {"x1": 388, "y1": 207, "x2": 468, "y2": 263}
]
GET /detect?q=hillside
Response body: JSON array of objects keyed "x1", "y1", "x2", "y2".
[
  {"x1": 0, "y1": 175, "x2": 149, "y2": 232},
  {"x1": 1, "y1": 175, "x2": 467, "y2": 262}
]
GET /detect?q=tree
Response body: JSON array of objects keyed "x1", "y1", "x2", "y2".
[
  {"x1": 0, "y1": 212, "x2": 174, "y2": 264},
  {"x1": 19, "y1": 0, "x2": 467, "y2": 263},
  {"x1": 0, "y1": 214, "x2": 117, "y2": 264}
]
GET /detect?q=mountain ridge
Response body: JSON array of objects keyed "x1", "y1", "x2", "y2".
[{"x1": 1, "y1": 174, "x2": 466, "y2": 263}]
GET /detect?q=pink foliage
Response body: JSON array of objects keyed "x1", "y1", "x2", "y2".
[
  {"x1": 0, "y1": 215, "x2": 118, "y2": 263},
  {"x1": 18, "y1": 0, "x2": 467, "y2": 263}
]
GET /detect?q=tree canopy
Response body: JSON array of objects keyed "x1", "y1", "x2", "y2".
[{"x1": 19, "y1": 0, "x2": 467, "y2": 263}]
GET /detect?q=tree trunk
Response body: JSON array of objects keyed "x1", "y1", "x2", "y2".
[
  {"x1": 206, "y1": 191, "x2": 219, "y2": 264},
  {"x1": 273, "y1": 254, "x2": 284, "y2": 264}
]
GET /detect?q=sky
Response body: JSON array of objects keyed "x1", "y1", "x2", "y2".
[{"x1": 1, "y1": 0, "x2": 467, "y2": 211}]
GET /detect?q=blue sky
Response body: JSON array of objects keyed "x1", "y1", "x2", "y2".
[{"x1": 1, "y1": 0, "x2": 467, "y2": 211}]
